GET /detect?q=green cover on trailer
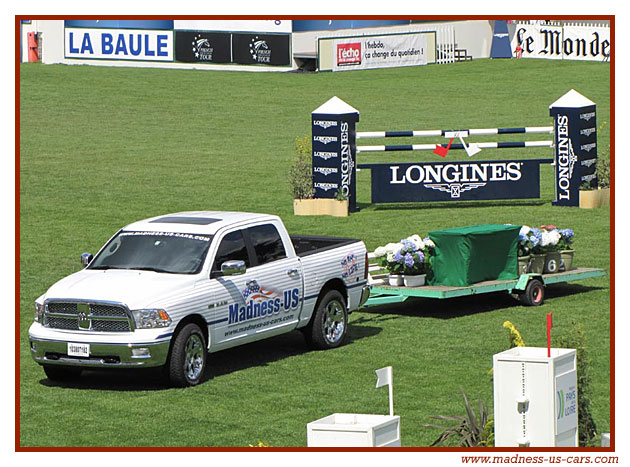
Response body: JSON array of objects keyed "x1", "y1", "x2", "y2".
[{"x1": 428, "y1": 224, "x2": 520, "y2": 286}]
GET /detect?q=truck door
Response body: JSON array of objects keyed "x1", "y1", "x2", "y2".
[{"x1": 209, "y1": 224, "x2": 303, "y2": 350}]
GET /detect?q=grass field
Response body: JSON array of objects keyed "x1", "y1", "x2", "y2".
[{"x1": 19, "y1": 58, "x2": 611, "y2": 447}]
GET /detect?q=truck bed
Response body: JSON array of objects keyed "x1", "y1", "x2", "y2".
[
  {"x1": 366, "y1": 268, "x2": 606, "y2": 306},
  {"x1": 291, "y1": 235, "x2": 362, "y2": 257}
]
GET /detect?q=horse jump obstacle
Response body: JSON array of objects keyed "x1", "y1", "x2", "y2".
[{"x1": 310, "y1": 90, "x2": 598, "y2": 211}]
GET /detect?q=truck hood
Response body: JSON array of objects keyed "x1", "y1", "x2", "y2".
[{"x1": 43, "y1": 269, "x2": 198, "y2": 310}]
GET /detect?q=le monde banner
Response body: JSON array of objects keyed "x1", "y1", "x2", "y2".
[{"x1": 361, "y1": 160, "x2": 544, "y2": 203}]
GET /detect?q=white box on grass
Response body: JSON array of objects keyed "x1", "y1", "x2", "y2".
[{"x1": 307, "y1": 413, "x2": 400, "y2": 447}]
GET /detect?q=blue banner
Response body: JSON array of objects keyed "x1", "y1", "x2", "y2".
[
  {"x1": 64, "y1": 20, "x2": 173, "y2": 30},
  {"x1": 361, "y1": 160, "x2": 543, "y2": 203},
  {"x1": 490, "y1": 20, "x2": 513, "y2": 59},
  {"x1": 293, "y1": 20, "x2": 409, "y2": 32}
]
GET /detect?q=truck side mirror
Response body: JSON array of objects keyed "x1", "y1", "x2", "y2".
[
  {"x1": 81, "y1": 252, "x2": 93, "y2": 267},
  {"x1": 221, "y1": 260, "x2": 246, "y2": 276}
]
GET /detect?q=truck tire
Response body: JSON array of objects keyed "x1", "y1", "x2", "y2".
[
  {"x1": 519, "y1": 279, "x2": 545, "y2": 306},
  {"x1": 304, "y1": 290, "x2": 348, "y2": 350},
  {"x1": 43, "y1": 364, "x2": 82, "y2": 381},
  {"x1": 167, "y1": 323, "x2": 207, "y2": 387}
]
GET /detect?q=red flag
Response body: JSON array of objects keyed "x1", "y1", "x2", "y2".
[{"x1": 433, "y1": 138, "x2": 454, "y2": 158}]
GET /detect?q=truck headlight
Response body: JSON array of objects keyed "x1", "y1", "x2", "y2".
[
  {"x1": 34, "y1": 301, "x2": 44, "y2": 323},
  {"x1": 131, "y1": 309, "x2": 172, "y2": 329}
]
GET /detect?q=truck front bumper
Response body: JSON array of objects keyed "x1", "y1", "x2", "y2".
[{"x1": 29, "y1": 335, "x2": 170, "y2": 368}]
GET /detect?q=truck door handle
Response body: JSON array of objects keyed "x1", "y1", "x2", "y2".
[
  {"x1": 287, "y1": 268, "x2": 299, "y2": 277},
  {"x1": 246, "y1": 280, "x2": 259, "y2": 288}
]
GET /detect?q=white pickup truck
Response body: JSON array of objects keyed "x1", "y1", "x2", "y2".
[{"x1": 29, "y1": 211, "x2": 369, "y2": 386}]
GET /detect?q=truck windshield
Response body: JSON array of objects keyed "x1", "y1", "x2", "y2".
[{"x1": 88, "y1": 231, "x2": 213, "y2": 275}]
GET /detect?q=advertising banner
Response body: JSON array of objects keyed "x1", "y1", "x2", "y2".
[
  {"x1": 175, "y1": 31, "x2": 231, "y2": 63},
  {"x1": 362, "y1": 160, "x2": 542, "y2": 203},
  {"x1": 555, "y1": 372, "x2": 578, "y2": 435},
  {"x1": 511, "y1": 24, "x2": 610, "y2": 61},
  {"x1": 174, "y1": 20, "x2": 291, "y2": 33},
  {"x1": 331, "y1": 32, "x2": 428, "y2": 71},
  {"x1": 65, "y1": 28, "x2": 173, "y2": 61},
  {"x1": 232, "y1": 33, "x2": 291, "y2": 66},
  {"x1": 64, "y1": 20, "x2": 173, "y2": 30}
]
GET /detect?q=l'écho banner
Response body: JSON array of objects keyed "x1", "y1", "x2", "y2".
[{"x1": 332, "y1": 32, "x2": 428, "y2": 71}]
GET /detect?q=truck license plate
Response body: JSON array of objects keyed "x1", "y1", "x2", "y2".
[{"x1": 67, "y1": 342, "x2": 90, "y2": 358}]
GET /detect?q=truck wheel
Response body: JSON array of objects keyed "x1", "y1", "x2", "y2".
[
  {"x1": 519, "y1": 279, "x2": 545, "y2": 306},
  {"x1": 168, "y1": 323, "x2": 207, "y2": 387},
  {"x1": 304, "y1": 290, "x2": 348, "y2": 350},
  {"x1": 43, "y1": 365, "x2": 82, "y2": 381}
]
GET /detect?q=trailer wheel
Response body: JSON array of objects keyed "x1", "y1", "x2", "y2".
[
  {"x1": 167, "y1": 323, "x2": 207, "y2": 387},
  {"x1": 519, "y1": 279, "x2": 545, "y2": 306},
  {"x1": 43, "y1": 364, "x2": 82, "y2": 381},
  {"x1": 304, "y1": 290, "x2": 348, "y2": 350}
]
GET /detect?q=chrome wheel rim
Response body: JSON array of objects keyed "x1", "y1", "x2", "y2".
[
  {"x1": 322, "y1": 299, "x2": 346, "y2": 344},
  {"x1": 184, "y1": 333, "x2": 204, "y2": 382}
]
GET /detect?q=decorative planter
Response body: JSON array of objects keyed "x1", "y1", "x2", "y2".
[
  {"x1": 517, "y1": 256, "x2": 531, "y2": 276},
  {"x1": 543, "y1": 251, "x2": 562, "y2": 274},
  {"x1": 528, "y1": 254, "x2": 546, "y2": 274},
  {"x1": 579, "y1": 188, "x2": 610, "y2": 209},
  {"x1": 388, "y1": 274, "x2": 404, "y2": 286},
  {"x1": 403, "y1": 274, "x2": 426, "y2": 287},
  {"x1": 307, "y1": 413, "x2": 401, "y2": 447},
  {"x1": 559, "y1": 250, "x2": 575, "y2": 271},
  {"x1": 293, "y1": 199, "x2": 349, "y2": 217}
]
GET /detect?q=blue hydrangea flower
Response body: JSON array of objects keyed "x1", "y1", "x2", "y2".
[
  {"x1": 401, "y1": 239, "x2": 416, "y2": 252},
  {"x1": 394, "y1": 250, "x2": 404, "y2": 263},
  {"x1": 404, "y1": 253, "x2": 414, "y2": 267},
  {"x1": 417, "y1": 250, "x2": 425, "y2": 263}
]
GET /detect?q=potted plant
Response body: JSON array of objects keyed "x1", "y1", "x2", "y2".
[
  {"x1": 399, "y1": 236, "x2": 427, "y2": 287},
  {"x1": 374, "y1": 242, "x2": 405, "y2": 286},
  {"x1": 557, "y1": 228, "x2": 576, "y2": 271},
  {"x1": 526, "y1": 227, "x2": 546, "y2": 274},
  {"x1": 580, "y1": 123, "x2": 610, "y2": 209},
  {"x1": 539, "y1": 225, "x2": 562, "y2": 274},
  {"x1": 290, "y1": 135, "x2": 316, "y2": 215},
  {"x1": 290, "y1": 136, "x2": 349, "y2": 217}
]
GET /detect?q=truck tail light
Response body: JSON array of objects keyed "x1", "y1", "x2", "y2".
[{"x1": 364, "y1": 252, "x2": 369, "y2": 280}]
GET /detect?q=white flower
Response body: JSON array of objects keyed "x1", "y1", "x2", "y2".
[
  {"x1": 423, "y1": 237, "x2": 435, "y2": 248},
  {"x1": 373, "y1": 246, "x2": 387, "y2": 257},
  {"x1": 386, "y1": 252, "x2": 395, "y2": 263},
  {"x1": 520, "y1": 225, "x2": 531, "y2": 236},
  {"x1": 385, "y1": 242, "x2": 403, "y2": 254},
  {"x1": 541, "y1": 230, "x2": 560, "y2": 247},
  {"x1": 407, "y1": 234, "x2": 425, "y2": 251}
]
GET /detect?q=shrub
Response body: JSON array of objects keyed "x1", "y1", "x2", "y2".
[
  {"x1": 288, "y1": 135, "x2": 314, "y2": 199},
  {"x1": 425, "y1": 391, "x2": 494, "y2": 447},
  {"x1": 556, "y1": 319, "x2": 598, "y2": 447}
]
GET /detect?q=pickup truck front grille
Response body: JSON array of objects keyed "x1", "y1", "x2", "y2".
[{"x1": 44, "y1": 301, "x2": 133, "y2": 332}]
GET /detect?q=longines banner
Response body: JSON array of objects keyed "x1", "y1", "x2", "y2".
[
  {"x1": 511, "y1": 24, "x2": 610, "y2": 61},
  {"x1": 361, "y1": 160, "x2": 542, "y2": 203},
  {"x1": 331, "y1": 32, "x2": 428, "y2": 71}
]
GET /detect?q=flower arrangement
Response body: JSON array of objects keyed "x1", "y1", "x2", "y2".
[
  {"x1": 519, "y1": 225, "x2": 564, "y2": 254},
  {"x1": 374, "y1": 234, "x2": 432, "y2": 276},
  {"x1": 557, "y1": 228, "x2": 575, "y2": 251}
]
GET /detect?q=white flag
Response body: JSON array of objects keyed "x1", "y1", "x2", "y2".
[{"x1": 375, "y1": 366, "x2": 392, "y2": 388}]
